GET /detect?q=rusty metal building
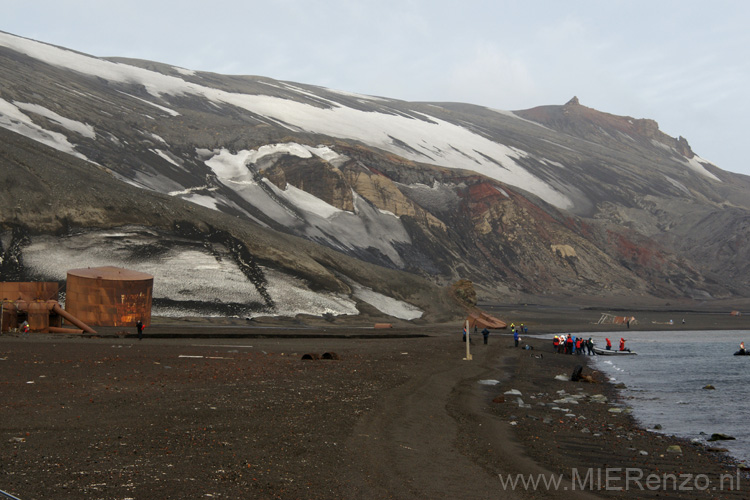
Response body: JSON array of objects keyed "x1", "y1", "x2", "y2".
[
  {"x1": 0, "y1": 282, "x2": 61, "y2": 332},
  {"x1": 66, "y1": 266, "x2": 153, "y2": 327}
]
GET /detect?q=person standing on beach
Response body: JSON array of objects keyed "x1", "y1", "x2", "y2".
[
  {"x1": 136, "y1": 319, "x2": 144, "y2": 341},
  {"x1": 513, "y1": 328, "x2": 519, "y2": 347},
  {"x1": 482, "y1": 328, "x2": 489, "y2": 345},
  {"x1": 565, "y1": 334, "x2": 573, "y2": 354},
  {"x1": 586, "y1": 338, "x2": 596, "y2": 355}
]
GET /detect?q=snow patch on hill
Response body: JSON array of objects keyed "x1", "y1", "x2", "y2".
[
  {"x1": 200, "y1": 146, "x2": 411, "y2": 267},
  {"x1": 0, "y1": 97, "x2": 91, "y2": 160},
  {"x1": 0, "y1": 32, "x2": 572, "y2": 210},
  {"x1": 20, "y1": 229, "x2": 360, "y2": 318},
  {"x1": 683, "y1": 155, "x2": 720, "y2": 181},
  {"x1": 348, "y1": 280, "x2": 423, "y2": 320}
]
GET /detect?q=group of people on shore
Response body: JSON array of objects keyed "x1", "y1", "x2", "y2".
[
  {"x1": 553, "y1": 334, "x2": 596, "y2": 354},
  {"x1": 552, "y1": 335, "x2": 630, "y2": 354}
]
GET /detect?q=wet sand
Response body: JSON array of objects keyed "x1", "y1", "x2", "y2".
[{"x1": 0, "y1": 309, "x2": 748, "y2": 499}]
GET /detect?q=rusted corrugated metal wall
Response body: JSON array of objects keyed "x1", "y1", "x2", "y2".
[
  {"x1": 66, "y1": 267, "x2": 153, "y2": 327},
  {"x1": 0, "y1": 282, "x2": 59, "y2": 302}
]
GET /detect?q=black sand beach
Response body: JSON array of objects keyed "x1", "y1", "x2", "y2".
[{"x1": 0, "y1": 308, "x2": 748, "y2": 499}]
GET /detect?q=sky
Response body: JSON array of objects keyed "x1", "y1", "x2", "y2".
[{"x1": 4, "y1": 0, "x2": 750, "y2": 176}]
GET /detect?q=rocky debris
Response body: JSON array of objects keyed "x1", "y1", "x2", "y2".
[
  {"x1": 451, "y1": 279, "x2": 477, "y2": 307},
  {"x1": 708, "y1": 433, "x2": 736, "y2": 441}
]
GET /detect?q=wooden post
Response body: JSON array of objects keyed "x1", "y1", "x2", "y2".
[{"x1": 464, "y1": 319, "x2": 472, "y2": 360}]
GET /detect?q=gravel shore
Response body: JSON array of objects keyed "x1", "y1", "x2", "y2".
[{"x1": 0, "y1": 309, "x2": 748, "y2": 499}]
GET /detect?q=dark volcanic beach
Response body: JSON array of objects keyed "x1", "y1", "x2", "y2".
[{"x1": 1, "y1": 307, "x2": 749, "y2": 499}]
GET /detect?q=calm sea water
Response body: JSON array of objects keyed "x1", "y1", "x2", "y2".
[{"x1": 576, "y1": 330, "x2": 750, "y2": 464}]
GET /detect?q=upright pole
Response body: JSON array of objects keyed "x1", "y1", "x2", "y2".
[
  {"x1": 0, "y1": 301, "x2": 3, "y2": 335},
  {"x1": 464, "y1": 319, "x2": 472, "y2": 361}
]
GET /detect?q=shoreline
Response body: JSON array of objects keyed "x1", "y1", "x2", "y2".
[{"x1": 484, "y1": 334, "x2": 750, "y2": 498}]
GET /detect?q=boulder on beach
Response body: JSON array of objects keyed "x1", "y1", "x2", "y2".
[{"x1": 708, "y1": 433, "x2": 736, "y2": 441}]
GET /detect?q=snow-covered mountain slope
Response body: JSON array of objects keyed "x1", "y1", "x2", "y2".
[
  {"x1": 1, "y1": 30, "x2": 749, "y2": 318},
  {"x1": 0, "y1": 32, "x2": 615, "y2": 211}
]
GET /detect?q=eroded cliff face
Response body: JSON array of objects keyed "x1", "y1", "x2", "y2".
[{"x1": 264, "y1": 156, "x2": 356, "y2": 212}]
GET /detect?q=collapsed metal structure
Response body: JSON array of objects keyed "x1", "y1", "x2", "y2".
[
  {"x1": 0, "y1": 282, "x2": 95, "y2": 334},
  {"x1": 466, "y1": 310, "x2": 507, "y2": 330}
]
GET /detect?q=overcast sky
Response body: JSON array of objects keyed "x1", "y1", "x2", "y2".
[{"x1": 4, "y1": 0, "x2": 750, "y2": 176}]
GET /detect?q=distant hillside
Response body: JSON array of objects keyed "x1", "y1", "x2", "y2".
[{"x1": 1, "y1": 30, "x2": 749, "y2": 321}]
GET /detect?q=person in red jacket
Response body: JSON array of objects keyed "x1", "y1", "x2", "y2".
[
  {"x1": 605, "y1": 338, "x2": 612, "y2": 350},
  {"x1": 619, "y1": 338, "x2": 626, "y2": 351}
]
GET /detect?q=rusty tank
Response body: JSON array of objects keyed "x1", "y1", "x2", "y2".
[{"x1": 65, "y1": 266, "x2": 153, "y2": 327}]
